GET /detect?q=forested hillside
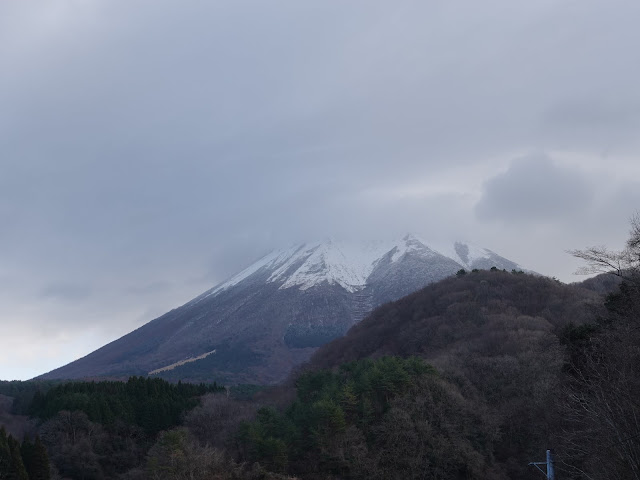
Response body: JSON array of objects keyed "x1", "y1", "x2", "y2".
[
  {"x1": 308, "y1": 270, "x2": 602, "y2": 370},
  {"x1": 226, "y1": 266, "x2": 638, "y2": 479},
  {"x1": 237, "y1": 356, "x2": 503, "y2": 479},
  {"x1": 233, "y1": 271, "x2": 603, "y2": 479}
]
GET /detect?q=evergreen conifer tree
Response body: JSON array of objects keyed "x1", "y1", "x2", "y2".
[
  {"x1": 19, "y1": 438, "x2": 32, "y2": 479},
  {"x1": 24, "y1": 437, "x2": 50, "y2": 480},
  {"x1": 0, "y1": 427, "x2": 11, "y2": 478},
  {"x1": 7, "y1": 435, "x2": 28, "y2": 480}
]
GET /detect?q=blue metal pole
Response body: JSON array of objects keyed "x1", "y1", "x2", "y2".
[{"x1": 547, "y1": 449, "x2": 555, "y2": 480}]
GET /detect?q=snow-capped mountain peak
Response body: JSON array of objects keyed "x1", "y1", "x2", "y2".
[{"x1": 200, "y1": 236, "x2": 524, "y2": 300}]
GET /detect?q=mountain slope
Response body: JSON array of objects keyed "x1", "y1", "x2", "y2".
[{"x1": 39, "y1": 235, "x2": 527, "y2": 384}]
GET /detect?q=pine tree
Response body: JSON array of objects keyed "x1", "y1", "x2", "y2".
[
  {"x1": 0, "y1": 427, "x2": 11, "y2": 479},
  {"x1": 23, "y1": 437, "x2": 50, "y2": 480},
  {"x1": 19, "y1": 438, "x2": 33, "y2": 479},
  {"x1": 7, "y1": 435, "x2": 28, "y2": 480}
]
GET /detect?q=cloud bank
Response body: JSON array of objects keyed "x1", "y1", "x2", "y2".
[{"x1": 1, "y1": 0, "x2": 640, "y2": 379}]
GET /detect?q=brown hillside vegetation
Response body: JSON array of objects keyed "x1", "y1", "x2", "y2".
[
  {"x1": 299, "y1": 271, "x2": 606, "y2": 478},
  {"x1": 309, "y1": 271, "x2": 603, "y2": 370},
  {"x1": 0, "y1": 394, "x2": 34, "y2": 440}
]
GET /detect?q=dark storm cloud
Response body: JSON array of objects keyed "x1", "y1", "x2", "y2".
[{"x1": 475, "y1": 155, "x2": 593, "y2": 224}]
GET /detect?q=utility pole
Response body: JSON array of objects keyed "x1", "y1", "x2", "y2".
[{"x1": 528, "y1": 449, "x2": 555, "y2": 479}]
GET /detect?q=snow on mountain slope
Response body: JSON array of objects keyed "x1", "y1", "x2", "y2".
[
  {"x1": 202, "y1": 235, "x2": 525, "y2": 299},
  {"x1": 275, "y1": 240, "x2": 383, "y2": 292}
]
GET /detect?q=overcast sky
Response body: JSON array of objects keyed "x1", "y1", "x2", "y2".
[{"x1": 2, "y1": 1, "x2": 640, "y2": 380}]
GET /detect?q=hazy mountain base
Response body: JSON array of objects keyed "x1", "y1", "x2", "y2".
[{"x1": 39, "y1": 282, "x2": 357, "y2": 385}]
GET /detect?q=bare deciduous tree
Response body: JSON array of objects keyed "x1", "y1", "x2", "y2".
[{"x1": 568, "y1": 213, "x2": 640, "y2": 284}]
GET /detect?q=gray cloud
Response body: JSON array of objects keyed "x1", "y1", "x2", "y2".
[
  {"x1": 124, "y1": 281, "x2": 173, "y2": 297},
  {"x1": 589, "y1": 181, "x2": 640, "y2": 241},
  {"x1": 39, "y1": 283, "x2": 92, "y2": 302},
  {"x1": 2, "y1": 0, "x2": 640, "y2": 379},
  {"x1": 475, "y1": 154, "x2": 594, "y2": 224}
]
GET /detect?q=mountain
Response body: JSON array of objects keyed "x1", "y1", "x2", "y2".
[{"x1": 39, "y1": 235, "x2": 526, "y2": 384}]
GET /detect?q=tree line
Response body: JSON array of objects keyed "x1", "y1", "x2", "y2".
[
  {"x1": 28, "y1": 376, "x2": 223, "y2": 435},
  {"x1": 1, "y1": 376, "x2": 225, "y2": 479}
]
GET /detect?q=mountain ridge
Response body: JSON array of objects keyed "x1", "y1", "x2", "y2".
[
  {"x1": 198, "y1": 234, "x2": 524, "y2": 299},
  {"x1": 39, "y1": 235, "x2": 527, "y2": 384}
]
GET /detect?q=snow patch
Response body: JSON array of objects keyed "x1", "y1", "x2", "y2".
[{"x1": 148, "y1": 350, "x2": 217, "y2": 375}]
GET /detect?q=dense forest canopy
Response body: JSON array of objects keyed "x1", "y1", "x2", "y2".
[
  {"x1": 1, "y1": 377, "x2": 225, "y2": 480},
  {"x1": 237, "y1": 356, "x2": 501, "y2": 479},
  {"x1": 28, "y1": 376, "x2": 222, "y2": 434}
]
